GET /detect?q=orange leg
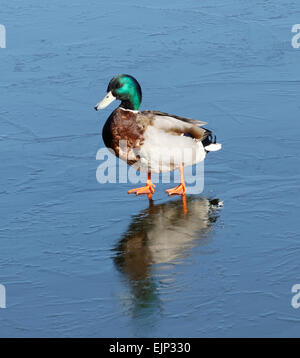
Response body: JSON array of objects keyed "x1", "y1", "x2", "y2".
[
  {"x1": 128, "y1": 173, "x2": 156, "y2": 196},
  {"x1": 182, "y1": 195, "x2": 188, "y2": 215},
  {"x1": 166, "y1": 164, "x2": 186, "y2": 196}
]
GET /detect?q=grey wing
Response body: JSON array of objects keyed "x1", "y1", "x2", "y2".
[
  {"x1": 141, "y1": 110, "x2": 207, "y2": 127},
  {"x1": 139, "y1": 110, "x2": 209, "y2": 141}
]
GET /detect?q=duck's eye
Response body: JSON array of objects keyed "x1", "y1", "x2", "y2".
[{"x1": 116, "y1": 83, "x2": 122, "y2": 89}]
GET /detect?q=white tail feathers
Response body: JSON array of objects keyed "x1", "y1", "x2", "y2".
[{"x1": 205, "y1": 143, "x2": 222, "y2": 152}]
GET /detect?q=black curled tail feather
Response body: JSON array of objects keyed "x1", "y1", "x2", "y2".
[
  {"x1": 201, "y1": 128, "x2": 217, "y2": 146},
  {"x1": 201, "y1": 128, "x2": 221, "y2": 153}
]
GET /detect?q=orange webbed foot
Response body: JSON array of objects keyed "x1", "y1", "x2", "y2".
[
  {"x1": 128, "y1": 180, "x2": 156, "y2": 196},
  {"x1": 166, "y1": 183, "x2": 186, "y2": 196}
]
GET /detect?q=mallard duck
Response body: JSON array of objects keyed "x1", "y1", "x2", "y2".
[{"x1": 94, "y1": 74, "x2": 221, "y2": 196}]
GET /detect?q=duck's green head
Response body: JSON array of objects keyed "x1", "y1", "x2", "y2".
[{"x1": 94, "y1": 74, "x2": 142, "y2": 111}]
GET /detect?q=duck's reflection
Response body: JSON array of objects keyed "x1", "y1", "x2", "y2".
[{"x1": 113, "y1": 196, "x2": 222, "y2": 320}]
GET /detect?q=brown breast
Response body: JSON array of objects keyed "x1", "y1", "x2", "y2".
[{"x1": 102, "y1": 107, "x2": 146, "y2": 165}]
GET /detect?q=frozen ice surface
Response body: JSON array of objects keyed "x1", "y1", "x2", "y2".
[{"x1": 0, "y1": 0, "x2": 300, "y2": 337}]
